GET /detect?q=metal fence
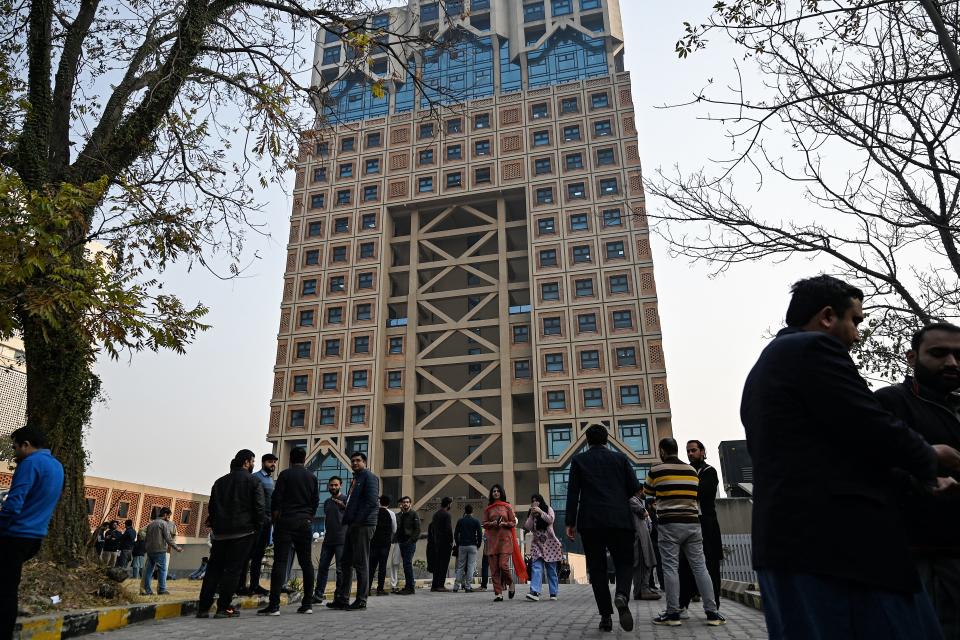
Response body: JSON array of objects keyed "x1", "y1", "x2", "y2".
[{"x1": 720, "y1": 533, "x2": 758, "y2": 585}]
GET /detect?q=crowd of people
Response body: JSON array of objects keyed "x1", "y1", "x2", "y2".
[{"x1": 3, "y1": 274, "x2": 960, "y2": 640}]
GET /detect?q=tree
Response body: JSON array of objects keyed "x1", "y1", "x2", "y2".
[
  {"x1": 648, "y1": 0, "x2": 960, "y2": 378},
  {"x1": 0, "y1": 0, "x2": 454, "y2": 564}
]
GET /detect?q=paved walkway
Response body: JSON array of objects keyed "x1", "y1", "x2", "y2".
[{"x1": 90, "y1": 585, "x2": 767, "y2": 639}]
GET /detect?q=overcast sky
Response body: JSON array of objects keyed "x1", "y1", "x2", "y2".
[{"x1": 87, "y1": 1, "x2": 818, "y2": 494}]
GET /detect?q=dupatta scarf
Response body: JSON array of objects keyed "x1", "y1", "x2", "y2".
[{"x1": 484, "y1": 500, "x2": 529, "y2": 582}]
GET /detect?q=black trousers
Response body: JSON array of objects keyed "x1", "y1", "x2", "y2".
[
  {"x1": 580, "y1": 527, "x2": 634, "y2": 616},
  {"x1": 481, "y1": 552, "x2": 489, "y2": 588},
  {"x1": 679, "y1": 516, "x2": 722, "y2": 609},
  {"x1": 239, "y1": 521, "x2": 271, "y2": 590},
  {"x1": 431, "y1": 546, "x2": 452, "y2": 589},
  {"x1": 0, "y1": 536, "x2": 42, "y2": 640},
  {"x1": 335, "y1": 525, "x2": 374, "y2": 604},
  {"x1": 199, "y1": 535, "x2": 255, "y2": 613},
  {"x1": 268, "y1": 520, "x2": 315, "y2": 608},
  {"x1": 368, "y1": 544, "x2": 391, "y2": 593}
]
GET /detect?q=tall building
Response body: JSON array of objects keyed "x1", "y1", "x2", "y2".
[
  {"x1": 0, "y1": 336, "x2": 27, "y2": 439},
  {"x1": 268, "y1": 0, "x2": 672, "y2": 530}
]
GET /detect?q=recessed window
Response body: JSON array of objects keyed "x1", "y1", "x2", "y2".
[
  {"x1": 362, "y1": 213, "x2": 377, "y2": 229},
  {"x1": 570, "y1": 213, "x2": 589, "y2": 231},
  {"x1": 542, "y1": 316, "x2": 562, "y2": 335},
  {"x1": 594, "y1": 120, "x2": 613, "y2": 137},
  {"x1": 567, "y1": 182, "x2": 586, "y2": 200},
  {"x1": 574, "y1": 278, "x2": 594, "y2": 297},
  {"x1": 572, "y1": 245, "x2": 592, "y2": 263},
  {"x1": 350, "y1": 405, "x2": 366, "y2": 424},
  {"x1": 591, "y1": 92, "x2": 610, "y2": 109},
  {"x1": 341, "y1": 137, "x2": 355, "y2": 152},
  {"x1": 533, "y1": 130, "x2": 550, "y2": 147},
  {"x1": 606, "y1": 241, "x2": 626, "y2": 260},
  {"x1": 367, "y1": 132, "x2": 382, "y2": 148},
  {"x1": 581, "y1": 0, "x2": 602, "y2": 9},
  {"x1": 336, "y1": 189, "x2": 351, "y2": 205},
  {"x1": 541, "y1": 282, "x2": 560, "y2": 301},
  {"x1": 322, "y1": 46, "x2": 340, "y2": 65},
  {"x1": 447, "y1": 172, "x2": 463, "y2": 188},
  {"x1": 447, "y1": 144, "x2": 462, "y2": 160},
  {"x1": 418, "y1": 177, "x2": 434, "y2": 193},
  {"x1": 302, "y1": 279, "x2": 317, "y2": 296},
  {"x1": 305, "y1": 249, "x2": 320, "y2": 266},
  {"x1": 329, "y1": 276, "x2": 345, "y2": 293},
  {"x1": 620, "y1": 385, "x2": 641, "y2": 405},
  {"x1": 583, "y1": 388, "x2": 603, "y2": 408},
  {"x1": 524, "y1": 2, "x2": 545, "y2": 22},
  {"x1": 299, "y1": 310, "x2": 315, "y2": 327},
  {"x1": 352, "y1": 370, "x2": 368, "y2": 388},
  {"x1": 547, "y1": 390, "x2": 566, "y2": 410},
  {"x1": 580, "y1": 350, "x2": 600, "y2": 370},
  {"x1": 609, "y1": 275, "x2": 630, "y2": 294},
  {"x1": 525, "y1": 26, "x2": 546, "y2": 45},
  {"x1": 535, "y1": 158, "x2": 552, "y2": 175},
  {"x1": 313, "y1": 167, "x2": 327, "y2": 183},
  {"x1": 357, "y1": 272, "x2": 373, "y2": 289},
  {"x1": 561, "y1": 97, "x2": 579, "y2": 114},
  {"x1": 388, "y1": 371, "x2": 402, "y2": 388},
  {"x1": 419, "y1": 149, "x2": 435, "y2": 165},
  {"x1": 354, "y1": 336, "x2": 369, "y2": 353},
  {"x1": 356, "y1": 303, "x2": 372, "y2": 321},
  {"x1": 578, "y1": 313, "x2": 597, "y2": 333},
  {"x1": 552, "y1": 0, "x2": 572, "y2": 15},
  {"x1": 563, "y1": 125, "x2": 581, "y2": 142},
  {"x1": 536, "y1": 187, "x2": 554, "y2": 204},
  {"x1": 293, "y1": 374, "x2": 308, "y2": 393},
  {"x1": 447, "y1": 118, "x2": 463, "y2": 134},
  {"x1": 389, "y1": 337, "x2": 404, "y2": 353},
  {"x1": 474, "y1": 140, "x2": 491, "y2": 156},
  {"x1": 513, "y1": 325, "x2": 530, "y2": 343},
  {"x1": 308, "y1": 221, "x2": 323, "y2": 237},
  {"x1": 612, "y1": 310, "x2": 633, "y2": 329},
  {"x1": 325, "y1": 339, "x2": 340, "y2": 356},
  {"x1": 474, "y1": 113, "x2": 490, "y2": 130},
  {"x1": 365, "y1": 158, "x2": 380, "y2": 174},
  {"x1": 532, "y1": 103, "x2": 549, "y2": 119},
  {"x1": 538, "y1": 217, "x2": 556, "y2": 235},
  {"x1": 514, "y1": 360, "x2": 532, "y2": 378},
  {"x1": 332, "y1": 246, "x2": 347, "y2": 262},
  {"x1": 596, "y1": 148, "x2": 615, "y2": 166},
  {"x1": 319, "y1": 407, "x2": 335, "y2": 425},
  {"x1": 539, "y1": 249, "x2": 558, "y2": 267},
  {"x1": 420, "y1": 122, "x2": 435, "y2": 139},
  {"x1": 359, "y1": 242, "x2": 375, "y2": 259},
  {"x1": 565, "y1": 153, "x2": 584, "y2": 171},
  {"x1": 310, "y1": 194, "x2": 325, "y2": 209},
  {"x1": 600, "y1": 178, "x2": 619, "y2": 195},
  {"x1": 327, "y1": 307, "x2": 343, "y2": 324},
  {"x1": 545, "y1": 353, "x2": 565, "y2": 372},
  {"x1": 315, "y1": 141, "x2": 330, "y2": 155},
  {"x1": 290, "y1": 409, "x2": 306, "y2": 427},
  {"x1": 296, "y1": 341, "x2": 312, "y2": 358},
  {"x1": 363, "y1": 185, "x2": 378, "y2": 202},
  {"x1": 339, "y1": 163, "x2": 353, "y2": 178},
  {"x1": 334, "y1": 218, "x2": 349, "y2": 233},
  {"x1": 475, "y1": 167, "x2": 491, "y2": 183},
  {"x1": 603, "y1": 208, "x2": 623, "y2": 227},
  {"x1": 468, "y1": 411, "x2": 482, "y2": 426},
  {"x1": 616, "y1": 346, "x2": 637, "y2": 366}
]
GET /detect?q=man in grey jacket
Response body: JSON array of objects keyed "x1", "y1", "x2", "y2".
[{"x1": 142, "y1": 507, "x2": 181, "y2": 595}]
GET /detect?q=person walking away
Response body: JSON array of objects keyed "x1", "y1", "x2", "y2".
[
  {"x1": 0, "y1": 426, "x2": 64, "y2": 640},
  {"x1": 564, "y1": 424, "x2": 638, "y2": 632},
  {"x1": 258, "y1": 447, "x2": 318, "y2": 616},
  {"x1": 394, "y1": 496, "x2": 420, "y2": 595},
  {"x1": 677, "y1": 439, "x2": 722, "y2": 615},
  {"x1": 876, "y1": 322, "x2": 960, "y2": 639},
  {"x1": 742, "y1": 275, "x2": 960, "y2": 640},
  {"x1": 313, "y1": 476, "x2": 345, "y2": 604},
  {"x1": 645, "y1": 438, "x2": 724, "y2": 627},
  {"x1": 483, "y1": 485, "x2": 526, "y2": 602},
  {"x1": 524, "y1": 494, "x2": 563, "y2": 601},
  {"x1": 239, "y1": 452, "x2": 277, "y2": 596},
  {"x1": 130, "y1": 528, "x2": 147, "y2": 579},
  {"x1": 429, "y1": 497, "x2": 455, "y2": 591},
  {"x1": 100, "y1": 520, "x2": 122, "y2": 567},
  {"x1": 327, "y1": 451, "x2": 379, "y2": 610},
  {"x1": 196, "y1": 449, "x2": 265, "y2": 618},
  {"x1": 142, "y1": 507, "x2": 181, "y2": 595},
  {"x1": 629, "y1": 496, "x2": 659, "y2": 601},
  {"x1": 369, "y1": 495, "x2": 396, "y2": 596},
  {"x1": 453, "y1": 505, "x2": 482, "y2": 593},
  {"x1": 116, "y1": 519, "x2": 137, "y2": 570}
]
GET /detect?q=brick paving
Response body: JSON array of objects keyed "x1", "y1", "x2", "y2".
[{"x1": 90, "y1": 584, "x2": 767, "y2": 639}]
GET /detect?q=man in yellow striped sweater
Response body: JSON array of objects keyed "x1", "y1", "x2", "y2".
[{"x1": 644, "y1": 437, "x2": 725, "y2": 627}]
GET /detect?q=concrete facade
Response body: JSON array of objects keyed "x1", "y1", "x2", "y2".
[{"x1": 267, "y1": 0, "x2": 672, "y2": 529}]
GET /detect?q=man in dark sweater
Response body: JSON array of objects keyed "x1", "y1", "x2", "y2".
[
  {"x1": 453, "y1": 504, "x2": 482, "y2": 592},
  {"x1": 313, "y1": 476, "x2": 345, "y2": 604},
  {"x1": 876, "y1": 322, "x2": 960, "y2": 639},
  {"x1": 328, "y1": 451, "x2": 379, "y2": 610},
  {"x1": 742, "y1": 275, "x2": 960, "y2": 639},
  {"x1": 394, "y1": 496, "x2": 421, "y2": 595},
  {"x1": 198, "y1": 449, "x2": 265, "y2": 618},
  {"x1": 239, "y1": 452, "x2": 277, "y2": 596},
  {"x1": 258, "y1": 447, "x2": 319, "y2": 616},
  {"x1": 117, "y1": 519, "x2": 137, "y2": 569},
  {"x1": 678, "y1": 439, "x2": 721, "y2": 613},
  {"x1": 428, "y1": 497, "x2": 455, "y2": 592},
  {"x1": 368, "y1": 495, "x2": 396, "y2": 596}
]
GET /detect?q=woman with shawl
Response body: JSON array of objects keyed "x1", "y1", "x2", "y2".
[
  {"x1": 523, "y1": 493, "x2": 564, "y2": 601},
  {"x1": 482, "y1": 484, "x2": 527, "y2": 601}
]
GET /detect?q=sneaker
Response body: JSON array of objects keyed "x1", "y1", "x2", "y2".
[
  {"x1": 452, "y1": 586, "x2": 460, "y2": 593},
  {"x1": 549, "y1": 595, "x2": 558, "y2": 601},
  {"x1": 214, "y1": 608, "x2": 239, "y2": 619},
  {"x1": 525, "y1": 593, "x2": 540, "y2": 601},
  {"x1": 706, "y1": 611, "x2": 727, "y2": 626},
  {"x1": 614, "y1": 594, "x2": 633, "y2": 632},
  {"x1": 464, "y1": 588, "x2": 474, "y2": 593},
  {"x1": 493, "y1": 595, "x2": 503, "y2": 602},
  {"x1": 195, "y1": 610, "x2": 210, "y2": 619},
  {"x1": 296, "y1": 605, "x2": 313, "y2": 614},
  {"x1": 157, "y1": 590, "x2": 171, "y2": 596},
  {"x1": 313, "y1": 595, "x2": 325, "y2": 605},
  {"x1": 652, "y1": 611, "x2": 681, "y2": 626},
  {"x1": 679, "y1": 607, "x2": 690, "y2": 620},
  {"x1": 639, "y1": 591, "x2": 662, "y2": 601},
  {"x1": 256, "y1": 606, "x2": 280, "y2": 616},
  {"x1": 326, "y1": 600, "x2": 349, "y2": 609},
  {"x1": 346, "y1": 600, "x2": 366, "y2": 611},
  {"x1": 140, "y1": 591, "x2": 153, "y2": 596}
]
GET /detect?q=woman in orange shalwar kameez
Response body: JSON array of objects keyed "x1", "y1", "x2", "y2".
[{"x1": 483, "y1": 484, "x2": 527, "y2": 601}]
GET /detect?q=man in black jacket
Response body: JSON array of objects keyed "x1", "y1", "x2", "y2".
[
  {"x1": 876, "y1": 322, "x2": 960, "y2": 639},
  {"x1": 394, "y1": 496, "x2": 421, "y2": 595},
  {"x1": 428, "y1": 497, "x2": 454, "y2": 592},
  {"x1": 117, "y1": 519, "x2": 137, "y2": 569},
  {"x1": 328, "y1": 451, "x2": 379, "y2": 610},
  {"x1": 258, "y1": 447, "x2": 319, "y2": 616},
  {"x1": 312, "y1": 476, "x2": 345, "y2": 604},
  {"x1": 565, "y1": 424, "x2": 640, "y2": 633},
  {"x1": 368, "y1": 495, "x2": 396, "y2": 597},
  {"x1": 678, "y1": 439, "x2": 721, "y2": 613},
  {"x1": 453, "y1": 504, "x2": 482, "y2": 592},
  {"x1": 742, "y1": 275, "x2": 960, "y2": 639},
  {"x1": 198, "y1": 449, "x2": 266, "y2": 618}
]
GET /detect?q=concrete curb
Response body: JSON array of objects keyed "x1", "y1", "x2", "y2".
[
  {"x1": 720, "y1": 579, "x2": 762, "y2": 611},
  {"x1": 14, "y1": 593, "x2": 301, "y2": 639}
]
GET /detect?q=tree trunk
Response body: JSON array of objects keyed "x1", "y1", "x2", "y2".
[{"x1": 19, "y1": 309, "x2": 100, "y2": 566}]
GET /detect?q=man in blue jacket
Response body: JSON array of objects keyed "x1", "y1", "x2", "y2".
[
  {"x1": 327, "y1": 451, "x2": 379, "y2": 611},
  {"x1": 0, "y1": 425, "x2": 64, "y2": 639}
]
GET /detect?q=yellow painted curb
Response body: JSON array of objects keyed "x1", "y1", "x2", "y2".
[
  {"x1": 95, "y1": 609, "x2": 128, "y2": 632},
  {"x1": 16, "y1": 617, "x2": 63, "y2": 640},
  {"x1": 154, "y1": 603, "x2": 182, "y2": 620}
]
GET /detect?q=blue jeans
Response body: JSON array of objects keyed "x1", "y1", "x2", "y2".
[
  {"x1": 314, "y1": 542, "x2": 343, "y2": 598},
  {"x1": 759, "y1": 569, "x2": 943, "y2": 640},
  {"x1": 142, "y1": 552, "x2": 168, "y2": 594},
  {"x1": 529, "y1": 558, "x2": 559, "y2": 597},
  {"x1": 399, "y1": 542, "x2": 416, "y2": 589}
]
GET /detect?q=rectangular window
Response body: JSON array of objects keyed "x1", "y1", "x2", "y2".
[
  {"x1": 567, "y1": 182, "x2": 586, "y2": 200},
  {"x1": 609, "y1": 275, "x2": 629, "y2": 294},
  {"x1": 308, "y1": 221, "x2": 322, "y2": 237},
  {"x1": 350, "y1": 405, "x2": 366, "y2": 424},
  {"x1": 574, "y1": 278, "x2": 594, "y2": 297},
  {"x1": 357, "y1": 272, "x2": 373, "y2": 289},
  {"x1": 293, "y1": 374, "x2": 308, "y2": 393},
  {"x1": 117, "y1": 502, "x2": 130, "y2": 518},
  {"x1": 606, "y1": 241, "x2": 626, "y2": 259},
  {"x1": 533, "y1": 130, "x2": 550, "y2": 146},
  {"x1": 325, "y1": 339, "x2": 340, "y2": 356},
  {"x1": 545, "y1": 353, "x2": 565, "y2": 372},
  {"x1": 535, "y1": 158, "x2": 552, "y2": 175},
  {"x1": 541, "y1": 282, "x2": 560, "y2": 301},
  {"x1": 296, "y1": 341, "x2": 312, "y2": 358},
  {"x1": 354, "y1": 336, "x2": 369, "y2": 353},
  {"x1": 290, "y1": 410, "x2": 305, "y2": 427},
  {"x1": 594, "y1": 120, "x2": 613, "y2": 137},
  {"x1": 361, "y1": 213, "x2": 377, "y2": 229},
  {"x1": 547, "y1": 425, "x2": 572, "y2": 459},
  {"x1": 603, "y1": 208, "x2": 623, "y2": 227},
  {"x1": 532, "y1": 103, "x2": 549, "y2": 119},
  {"x1": 329, "y1": 276, "x2": 345, "y2": 293},
  {"x1": 447, "y1": 118, "x2": 462, "y2": 134},
  {"x1": 600, "y1": 178, "x2": 619, "y2": 195},
  {"x1": 474, "y1": 140, "x2": 491, "y2": 156},
  {"x1": 580, "y1": 350, "x2": 600, "y2": 369},
  {"x1": 313, "y1": 167, "x2": 327, "y2": 183},
  {"x1": 537, "y1": 217, "x2": 556, "y2": 235},
  {"x1": 388, "y1": 371, "x2": 402, "y2": 388},
  {"x1": 525, "y1": 26, "x2": 545, "y2": 45},
  {"x1": 315, "y1": 141, "x2": 330, "y2": 155},
  {"x1": 327, "y1": 307, "x2": 343, "y2": 324},
  {"x1": 365, "y1": 158, "x2": 380, "y2": 174},
  {"x1": 572, "y1": 245, "x2": 591, "y2": 263},
  {"x1": 418, "y1": 177, "x2": 434, "y2": 193},
  {"x1": 565, "y1": 153, "x2": 584, "y2": 170},
  {"x1": 578, "y1": 313, "x2": 597, "y2": 333},
  {"x1": 419, "y1": 149, "x2": 435, "y2": 165},
  {"x1": 620, "y1": 385, "x2": 641, "y2": 405},
  {"x1": 356, "y1": 304, "x2": 372, "y2": 321},
  {"x1": 363, "y1": 185, "x2": 378, "y2": 202},
  {"x1": 305, "y1": 249, "x2": 320, "y2": 266},
  {"x1": 514, "y1": 360, "x2": 531, "y2": 378},
  {"x1": 447, "y1": 144, "x2": 462, "y2": 160},
  {"x1": 359, "y1": 242, "x2": 374, "y2": 259},
  {"x1": 612, "y1": 310, "x2": 633, "y2": 329},
  {"x1": 367, "y1": 132, "x2": 382, "y2": 148},
  {"x1": 339, "y1": 163, "x2": 353, "y2": 178},
  {"x1": 619, "y1": 420, "x2": 650, "y2": 455},
  {"x1": 513, "y1": 325, "x2": 530, "y2": 343},
  {"x1": 474, "y1": 114, "x2": 490, "y2": 130},
  {"x1": 319, "y1": 407, "x2": 335, "y2": 425},
  {"x1": 447, "y1": 172, "x2": 463, "y2": 188},
  {"x1": 583, "y1": 388, "x2": 603, "y2": 408},
  {"x1": 419, "y1": 122, "x2": 435, "y2": 139},
  {"x1": 563, "y1": 125, "x2": 581, "y2": 142},
  {"x1": 352, "y1": 370, "x2": 368, "y2": 388},
  {"x1": 542, "y1": 316, "x2": 562, "y2": 335},
  {"x1": 536, "y1": 187, "x2": 554, "y2": 204},
  {"x1": 591, "y1": 92, "x2": 610, "y2": 109},
  {"x1": 332, "y1": 246, "x2": 347, "y2": 262},
  {"x1": 302, "y1": 279, "x2": 317, "y2": 296},
  {"x1": 547, "y1": 390, "x2": 566, "y2": 410},
  {"x1": 561, "y1": 98, "x2": 579, "y2": 115},
  {"x1": 341, "y1": 137, "x2": 355, "y2": 152},
  {"x1": 322, "y1": 46, "x2": 341, "y2": 65},
  {"x1": 389, "y1": 337, "x2": 403, "y2": 353},
  {"x1": 523, "y1": 2, "x2": 545, "y2": 21},
  {"x1": 310, "y1": 194, "x2": 325, "y2": 209},
  {"x1": 581, "y1": 0, "x2": 602, "y2": 8},
  {"x1": 475, "y1": 167, "x2": 491, "y2": 183},
  {"x1": 421, "y1": 2, "x2": 439, "y2": 22},
  {"x1": 616, "y1": 346, "x2": 637, "y2": 366},
  {"x1": 596, "y1": 148, "x2": 615, "y2": 165},
  {"x1": 299, "y1": 310, "x2": 315, "y2": 327},
  {"x1": 552, "y1": 0, "x2": 572, "y2": 15},
  {"x1": 570, "y1": 213, "x2": 589, "y2": 231},
  {"x1": 539, "y1": 249, "x2": 558, "y2": 267},
  {"x1": 336, "y1": 189, "x2": 351, "y2": 205}
]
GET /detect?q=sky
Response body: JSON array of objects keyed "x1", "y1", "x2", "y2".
[{"x1": 87, "y1": 1, "x2": 818, "y2": 494}]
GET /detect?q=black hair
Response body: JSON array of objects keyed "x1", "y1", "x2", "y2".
[
  {"x1": 231, "y1": 449, "x2": 256, "y2": 469},
  {"x1": 785, "y1": 275, "x2": 864, "y2": 327},
  {"x1": 585, "y1": 424, "x2": 609, "y2": 446},
  {"x1": 328, "y1": 475, "x2": 342, "y2": 485},
  {"x1": 290, "y1": 447, "x2": 307, "y2": 464},
  {"x1": 400, "y1": 495, "x2": 412, "y2": 503},
  {"x1": 380, "y1": 495, "x2": 391, "y2": 507},
  {"x1": 464, "y1": 504, "x2": 473, "y2": 514},
  {"x1": 125, "y1": 519, "x2": 134, "y2": 528},
  {"x1": 686, "y1": 440, "x2": 706, "y2": 457},
  {"x1": 10, "y1": 425, "x2": 45, "y2": 449},
  {"x1": 441, "y1": 496, "x2": 453, "y2": 509},
  {"x1": 911, "y1": 322, "x2": 960, "y2": 352},
  {"x1": 158, "y1": 507, "x2": 172, "y2": 517},
  {"x1": 262, "y1": 453, "x2": 278, "y2": 462},
  {"x1": 488, "y1": 484, "x2": 507, "y2": 505},
  {"x1": 659, "y1": 437, "x2": 678, "y2": 456},
  {"x1": 350, "y1": 451, "x2": 367, "y2": 462},
  {"x1": 530, "y1": 494, "x2": 551, "y2": 531}
]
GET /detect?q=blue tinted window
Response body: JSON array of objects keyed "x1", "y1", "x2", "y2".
[
  {"x1": 546, "y1": 426, "x2": 572, "y2": 459},
  {"x1": 551, "y1": 0, "x2": 572, "y2": 16},
  {"x1": 322, "y1": 47, "x2": 341, "y2": 65},
  {"x1": 365, "y1": 159, "x2": 380, "y2": 174},
  {"x1": 581, "y1": 0, "x2": 601, "y2": 8},
  {"x1": 447, "y1": 144, "x2": 462, "y2": 160},
  {"x1": 339, "y1": 163, "x2": 352, "y2": 178},
  {"x1": 473, "y1": 0, "x2": 490, "y2": 9},
  {"x1": 583, "y1": 388, "x2": 603, "y2": 408},
  {"x1": 524, "y1": 2, "x2": 545, "y2": 22},
  {"x1": 603, "y1": 208, "x2": 622, "y2": 226},
  {"x1": 363, "y1": 185, "x2": 378, "y2": 201},
  {"x1": 372, "y1": 14, "x2": 390, "y2": 29},
  {"x1": 535, "y1": 158, "x2": 552, "y2": 175},
  {"x1": 591, "y1": 92, "x2": 610, "y2": 109},
  {"x1": 594, "y1": 120, "x2": 612, "y2": 136},
  {"x1": 565, "y1": 153, "x2": 583, "y2": 170},
  {"x1": 533, "y1": 130, "x2": 550, "y2": 146},
  {"x1": 536, "y1": 187, "x2": 554, "y2": 204},
  {"x1": 421, "y1": 2, "x2": 439, "y2": 21},
  {"x1": 475, "y1": 140, "x2": 491, "y2": 156},
  {"x1": 600, "y1": 178, "x2": 619, "y2": 195},
  {"x1": 420, "y1": 149, "x2": 434, "y2": 165},
  {"x1": 418, "y1": 177, "x2": 434, "y2": 192}
]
